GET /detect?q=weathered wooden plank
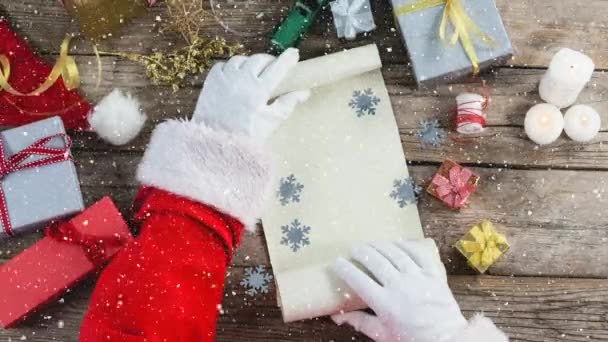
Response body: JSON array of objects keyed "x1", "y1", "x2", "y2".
[
  {"x1": 500, "y1": 0, "x2": 608, "y2": 70},
  {"x1": 401, "y1": 128, "x2": 608, "y2": 170},
  {"x1": 51, "y1": 63, "x2": 608, "y2": 172},
  {"x1": 46, "y1": 56, "x2": 606, "y2": 170},
  {"x1": 1, "y1": 22, "x2": 607, "y2": 170},
  {"x1": 0, "y1": 1, "x2": 606, "y2": 341},
  {"x1": 1, "y1": 273, "x2": 606, "y2": 342},
  {"x1": 1, "y1": 0, "x2": 608, "y2": 69},
  {"x1": 4, "y1": 157, "x2": 606, "y2": 278},
  {"x1": 221, "y1": 272, "x2": 608, "y2": 342},
  {"x1": 54, "y1": 57, "x2": 608, "y2": 127},
  {"x1": 232, "y1": 165, "x2": 608, "y2": 278}
]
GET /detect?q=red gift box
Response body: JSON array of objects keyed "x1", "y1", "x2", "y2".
[
  {"x1": 426, "y1": 160, "x2": 479, "y2": 209},
  {"x1": 0, "y1": 197, "x2": 133, "y2": 328}
]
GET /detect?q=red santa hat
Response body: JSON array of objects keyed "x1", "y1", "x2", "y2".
[{"x1": 0, "y1": 18, "x2": 146, "y2": 145}]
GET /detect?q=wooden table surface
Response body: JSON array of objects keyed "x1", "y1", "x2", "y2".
[{"x1": 1, "y1": 0, "x2": 607, "y2": 341}]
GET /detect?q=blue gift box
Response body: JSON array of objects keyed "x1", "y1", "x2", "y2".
[
  {"x1": 0, "y1": 117, "x2": 84, "y2": 239},
  {"x1": 392, "y1": 0, "x2": 513, "y2": 87}
]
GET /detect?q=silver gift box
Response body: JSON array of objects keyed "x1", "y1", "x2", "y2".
[
  {"x1": 0, "y1": 117, "x2": 84, "y2": 239},
  {"x1": 331, "y1": 0, "x2": 377, "y2": 40},
  {"x1": 392, "y1": 0, "x2": 513, "y2": 87}
]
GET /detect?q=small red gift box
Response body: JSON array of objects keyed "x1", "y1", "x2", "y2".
[
  {"x1": 0, "y1": 197, "x2": 133, "y2": 328},
  {"x1": 427, "y1": 160, "x2": 479, "y2": 209}
]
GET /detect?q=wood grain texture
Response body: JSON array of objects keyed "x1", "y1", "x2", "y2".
[
  {"x1": 44, "y1": 58, "x2": 608, "y2": 170},
  {"x1": 1, "y1": 0, "x2": 608, "y2": 68},
  {"x1": 3, "y1": 163, "x2": 606, "y2": 279},
  {"x1": 1, "y1": 0, "x2": 607, "y2": 341},
  {"x1": 0, "y1": 273, "x2": 606, "y2": 342}
]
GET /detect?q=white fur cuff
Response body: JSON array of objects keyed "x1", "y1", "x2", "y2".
[
  {"x1": 451, "y1": 314, "x2": 509, "y2": 342},
  {"x1": 136, "y1": 120, "x2": 273, "y2": 231}
]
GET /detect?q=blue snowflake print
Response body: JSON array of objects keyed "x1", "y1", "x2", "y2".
[
  {"x1": 277, "y1": 174, "x2": 304, "y2": 206},
  {"x1": 390, "y1": 178, "x2": 421, "y2": 208},
  {"x1": 349, "y1": 88, "x2": 381, "y2": 117},
  {"x1": 417, "y1": 119, "x2": 445, "y2": 147},
  {"x1": 241, "y1": 265, "x2": 274, "y2": 297},
  {"x1": 281, "y1": 219, "x2": 311, "y2": 252}
]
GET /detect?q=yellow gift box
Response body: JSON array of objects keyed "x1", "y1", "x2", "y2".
[{"x1": 454, "y1": 220, "x2": 509, "y2": 274}]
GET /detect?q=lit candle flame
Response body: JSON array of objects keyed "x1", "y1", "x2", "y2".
[{"x1": 540, "y1": 114, "x2": 550, "y2": 126}]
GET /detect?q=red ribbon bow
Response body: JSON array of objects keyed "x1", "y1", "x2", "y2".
[
  {"x1": 0, "y1": 134, "x2": 73, "y2": 237},
  {"x1": 44, "y1": 220, "x2": 128, "y2": 267},
  {"x1": 431, "y1": 165, "x2": 474, "y2": 209}
]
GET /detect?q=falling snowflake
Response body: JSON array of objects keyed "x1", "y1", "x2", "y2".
[
  {"x1": 241, "y1": 265, "x2": 274, "y2": 297},
  {"x1": 417, "y1": 119, "x2": 445, "y2": 147},
  {"x1": 280, "y1": 219, "x2": 311, "y2": 252},
  {"x1": 277, "y1": 174, "x2": 304, "y2": 206},
  {"x1": 349, "y1": 88, "x2": 381, "y2": 117},
  {"x1": 390, "y1": 178, "x2": 421, "y2": 208}
]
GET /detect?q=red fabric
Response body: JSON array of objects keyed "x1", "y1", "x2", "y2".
[
  {"x1": 0, "y1": 19, "x2": 91, "y2": 130},
  {"x1": 0, "y1": 197, "x2": 132, "y2": 328},
  {"x1": 79, "y1": 187, "x2": 244, "y2": 342}
]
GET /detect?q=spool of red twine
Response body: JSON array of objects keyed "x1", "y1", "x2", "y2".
[{"x1": 455, "y1": 92, "x2": 488, "y2": 134}]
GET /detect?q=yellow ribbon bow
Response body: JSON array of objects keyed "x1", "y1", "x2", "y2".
[
  {"x1": 457, "y1": 220, "x2": 509, "y2": 272},
  {"x1": 0, "y1": 36, "x2": 80, "y2": 96},
  {"x1": 394, "y1": 0, "x2": 495, "y2": 75}
]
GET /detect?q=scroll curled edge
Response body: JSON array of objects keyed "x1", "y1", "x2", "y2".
[{"x1": 272, "y1": 44, "x2": 383, "y2": 98}]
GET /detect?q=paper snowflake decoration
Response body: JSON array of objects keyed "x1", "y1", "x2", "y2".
[
  {"x1": 277, "y1": 174, "x2": 304, "y2": 206},
  {"x1": 349, "y1": 88, "x2": 381, "y2": 117},
  {"x1": 417, "y1": 119, "x2": 445, "y2": 147},
  {"x1": 281, "y1": 219, "x2": 311, "y2": 252},
  {"x1": 390, "y1": 178, "x2": 421, "y2": 208},
  {"x1": 241, "y1": 265, "x2": 273, "y2": 297}
]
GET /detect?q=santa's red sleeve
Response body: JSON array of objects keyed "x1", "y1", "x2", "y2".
[{"x1": 79, "y1": 120, "x2": 273, "y2": 341}]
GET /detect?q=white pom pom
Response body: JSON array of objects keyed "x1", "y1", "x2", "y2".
[{"x1": 88, "y1": 89, "x2": 147, "y2": 146}]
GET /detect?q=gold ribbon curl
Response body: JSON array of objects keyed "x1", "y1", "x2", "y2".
[
  {"x1": 0, "y1": 36, "x2": 80, "y2": 96},
  {"x1": 394, "y1": 0, "x2": 496, "y2": 75}
]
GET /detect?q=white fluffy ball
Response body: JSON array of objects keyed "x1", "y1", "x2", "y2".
[{"x1": 88, "y1": 89, "x2": 147, "y2": 146}]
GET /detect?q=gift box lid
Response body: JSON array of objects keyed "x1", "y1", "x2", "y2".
[{"x1": 0, "y1": 196, "x2": 132, "y2": 328}]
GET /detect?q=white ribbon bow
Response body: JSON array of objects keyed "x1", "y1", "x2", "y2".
[{"x1": 330, "y1": 0, "x2": 376, "y2": 40}]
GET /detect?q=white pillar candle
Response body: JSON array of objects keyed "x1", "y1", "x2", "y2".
[
  {"x1": 564, "y1": 105, "x2": 601, "y2": 142},
  {"x1": 524, "y1": 103, "x2": 564, "y2": 145},
  {"x1": 539, "y1": 48, "x2": 594, "y2": 109},
  {"x1": 455, "y1": 93, "x2": 486, "y2": 134}
]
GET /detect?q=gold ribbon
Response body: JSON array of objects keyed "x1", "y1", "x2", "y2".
[
  {"x1": 394, "y1": 0, "x2": 495, "y2": 74},
  {"x1": 458, "y1": 220, "x2": 509, "y2": 271},
  {"x1": 0, "y1": 36, "x2": 80, "y2": 96}
]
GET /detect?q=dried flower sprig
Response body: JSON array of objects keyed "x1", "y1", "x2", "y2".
[
  {"x1": 162, "y1": 0, "x2": 207, "y2": 45},
  {"x1": 103, "y1": 37, "x2": 240, "y2": 92},
  {"x1": 96, "y1": 0, "x2": 242, "y2": 91}
]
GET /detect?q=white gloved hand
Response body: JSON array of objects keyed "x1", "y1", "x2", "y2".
[
  {"x1": 331, "y1": 239, "x2": 471, "y2": 342},
  {"x1": 193, "y1": 48, "x2": 310, "y2": 141}
]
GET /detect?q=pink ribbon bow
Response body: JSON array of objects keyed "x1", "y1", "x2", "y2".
[
  {"x1": 431, "y1": 165, "x2": 474, "y2": 209},
  {"x1": 0, "y1": 134, "x2": 73, "y2": 237}
]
